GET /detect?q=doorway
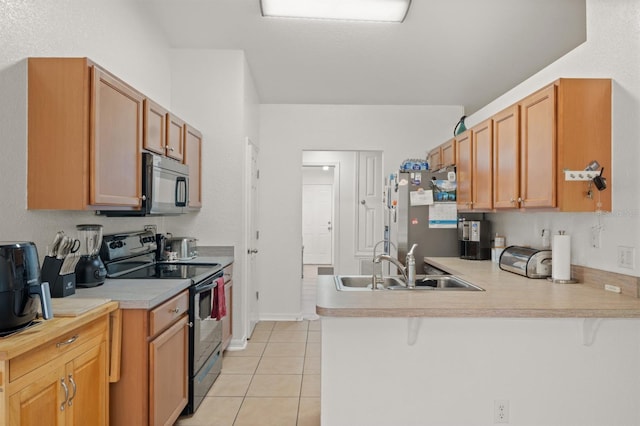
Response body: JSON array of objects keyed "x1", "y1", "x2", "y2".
[{"x1": 302, "y1": 166, "x2": 335, "y2": 265}]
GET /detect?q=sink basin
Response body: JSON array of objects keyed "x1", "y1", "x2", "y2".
[{"x1": 334, "y1": 275, "x2": 484, "y2": 291}]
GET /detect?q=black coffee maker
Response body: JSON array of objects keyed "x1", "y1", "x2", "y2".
[
  {"x1": 458, "y1": 219, "x2": 492, "y2": 260},
  {"x1": 74, "y1": 224, "x2": 107, "y2": 287}
]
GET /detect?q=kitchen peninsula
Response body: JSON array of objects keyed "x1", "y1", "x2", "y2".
[{"x1": 317, "y1": 258, "x2": 640, "y2": 426}]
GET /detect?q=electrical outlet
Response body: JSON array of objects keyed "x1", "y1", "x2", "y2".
[
  {"x1": 617, "y1": 246, "x2": 635, "y2": 269},
  {"x1": 494, "y1": 400, "x2": 509, "y2": 424}
]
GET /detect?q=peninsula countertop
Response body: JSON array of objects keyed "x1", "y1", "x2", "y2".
[{"x1": 316, "y1": 257, "x2": 640, "y2": 318}]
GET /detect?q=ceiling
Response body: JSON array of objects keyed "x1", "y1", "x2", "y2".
[{"x1": 137, "y1": 0, "x2": 586, "y2": 114}]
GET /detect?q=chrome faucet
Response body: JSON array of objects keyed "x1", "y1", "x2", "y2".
[{"x1": 371, "y1": 241, "x2": 418, "y2": 289}]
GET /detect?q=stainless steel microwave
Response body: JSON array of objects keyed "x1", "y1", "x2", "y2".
[{"x1": 101, "y1": 153, "x2": 189, "y2": 216}]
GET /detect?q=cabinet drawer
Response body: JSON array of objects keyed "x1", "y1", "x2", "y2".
[
  {"x1": 149, "y1": 291, "x2": 189, "y2": 337},
  {"x1": 9, "y1": 317, "x2": 107, "y2": 382}
]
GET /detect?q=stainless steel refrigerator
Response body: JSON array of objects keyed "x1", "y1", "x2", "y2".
[{"x1": 386, "y1": 167, "x2": 459, "y2": 274}]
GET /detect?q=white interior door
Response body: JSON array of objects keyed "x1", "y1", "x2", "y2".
[
  {"x1": 302, "y1": 184, "x2": 333, "y2": 264},
  {"x1": 356, "y1": 151, "x2": 383, "y2": 254},
  {"x1": 246, "y1": 139, "x2": 260, "y2": 336}
]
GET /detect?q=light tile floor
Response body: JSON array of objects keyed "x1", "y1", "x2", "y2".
[{"x1": 175, "y1": 320, "x2": 321, "y2": 426}]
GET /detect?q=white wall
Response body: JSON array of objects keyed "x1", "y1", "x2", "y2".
[
  {"x1": 0, "y1": 0, "x2": 175, "y2": 251},
  {"x1": 169, "y1": 49, "x2": 260, "y2": 344},
  {"x1": 323, "y1": 317, "x2": 640, "y2": 426},
  {"x1": 465, "y1": 0, "x2": 640, "y2": 276},
  {"x1": 258, "y1": 105, "x2": 463, "y2": 318}
]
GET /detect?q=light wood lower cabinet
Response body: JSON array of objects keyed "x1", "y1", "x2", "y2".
[
  {"x1": 4, "y1": 313, "x2": 112, "y2": 426},
  {"x1": 221, "y1": 264, "x2": 234, "y2": 350},
  {"x1": 110, "y1": 291, "x2": 189, "y2": 426}
]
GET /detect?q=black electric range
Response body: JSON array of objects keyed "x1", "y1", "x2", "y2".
[{"x1": 100, "y1": 229, "x2": 224, "y2": 416}]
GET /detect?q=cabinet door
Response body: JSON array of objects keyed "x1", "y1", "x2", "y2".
[
  {"x1": 519, "y1": 84, "x2": 556, "y2": 208},
  {"x1": 9, "y1": 366, "x2": 66, "y2": 426},
  {"x1": 144, "y1": 99, "x2": 168, "y2": 155},
  {"x1": 455, "y1": 130, "x2": 473, "y2": 211},
  {"x1": 493, "y1": 105, "x2": 520, "y2": 209},
  {"x1": 67, "y1": 342, "x2": 108, "y2": 426},
  {"x1": 149, "y1": 315, "x2": 188, "y2": 426},
  {"x1": 91, "y1": 66, "x2": 143, "y2": 207},
  {"x1": 471, "y1": 119, "x2": 493, "y2": 210},
  {"x1": 184, "y1": 125, "x2": 203, "y2": 209},
  {"x1": 441, "y1": 139, "x2": 456, "y2": 167},
  {"x1": 166, "y1": 114, "x2": 186, "y2": 162},
  {"x1": 427, "y1": 148, "x2": 441, "y2": 170}
]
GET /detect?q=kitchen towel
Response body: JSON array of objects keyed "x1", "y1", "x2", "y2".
[
  {"x1": 552, "y1": 232, "x2": 571, "y2": 281},
  {"x1": 212, "y1": 277, "x2": 226, "y2": 320}
]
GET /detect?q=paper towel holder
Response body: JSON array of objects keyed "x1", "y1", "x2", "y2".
[{"x1": 547, "y1": 231, "x2": 579, "y2": 284}]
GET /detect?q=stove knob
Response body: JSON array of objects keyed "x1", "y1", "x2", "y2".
[{"x1": 109, "y1": 242, "x2": 118, "y2": 249}]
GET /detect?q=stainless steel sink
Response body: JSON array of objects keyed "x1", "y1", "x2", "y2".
[{"x1": 334, "y1": 275, "x2": 484, "y2": 291}]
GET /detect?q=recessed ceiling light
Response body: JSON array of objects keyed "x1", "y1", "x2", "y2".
[{"x1": 260, "y1": 0, "x2": 411, "y2": 23}]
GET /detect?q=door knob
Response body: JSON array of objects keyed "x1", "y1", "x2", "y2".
[
  {"x1": 360, "y1": 200, "x2": 366, "y2": 205},
  {"x1": 247, "y1": 249, "x2": 258, "y2": 254}
]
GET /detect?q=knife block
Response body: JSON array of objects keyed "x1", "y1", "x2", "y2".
[{"x1": 41, "y1": 256, "x2": 76, "y2": 298}]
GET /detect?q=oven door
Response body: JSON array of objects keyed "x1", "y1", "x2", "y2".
[{"x1": 192, "y1": 276, "x2": 222, "y2": 375}]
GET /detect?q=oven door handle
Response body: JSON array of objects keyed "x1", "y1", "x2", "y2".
[{"x1": 194, "y1": 275, "x2": 222, "y2": 292}]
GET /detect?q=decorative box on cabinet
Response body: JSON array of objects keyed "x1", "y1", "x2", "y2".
[
  {"x1": 1, "y1": 302, "x2": 119, "y2": 426},
  {"x1": 109, "y1": 291, "x2": 189, "y2": 426},
  {"x1": 28, "y1": 57, "x2": 143, "y2": 210}
]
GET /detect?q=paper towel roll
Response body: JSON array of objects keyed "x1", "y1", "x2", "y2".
[{"x1": 552, "y1": 233, "x2": 571, "y2": 281}]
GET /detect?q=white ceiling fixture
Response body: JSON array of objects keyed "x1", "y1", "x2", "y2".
[{"x1": 260, "y1": 0, "x2": 412, "y2": 23}]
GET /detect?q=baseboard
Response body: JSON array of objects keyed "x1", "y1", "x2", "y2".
[{"x1": 226, "y1": 338, "x2": 248, "y2": 351}]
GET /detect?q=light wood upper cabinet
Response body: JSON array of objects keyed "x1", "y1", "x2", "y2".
[
  {"x1": 508, "y1": 79, "x2": 610, "y2": 212},
  {"x1": 167, "y1": 114, "x2": 186, "y2": 162},
  {"x1": 441, "y1": 139, "x2": 456, "y2": 168},
  {"x1": 91, "y1": 66, "x2": 143, "y2": 207},
  {"x1": 493, "y1": 105, "x2": 520, "y2": 209},
  {"x1": 455, "y1": 130, "x2": 473, "y2": 211},
  {"x1": 519, "y1": 84, "x2": 557, "y2": 209},
  {"x1": 471, "y1": 119, "x2": 493, "y2": 211},
  {"x1": 184, "y1": 125, "x2": 203, "y2": 209},
  {"x1": 427, "y1": 147, "x2": 442, "y2": 170},
  {"x1": 143, "y1": 99, "x2": 168, "y2": 155},
  {"x1": 28, "y1": 58, "x2": 143, "y2": 210}
]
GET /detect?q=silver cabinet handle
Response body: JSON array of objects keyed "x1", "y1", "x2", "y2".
[
  {"x1": 187, "y1": 322, "x2": 193, "y2": 328},
  {"x1": 56, "y1": 334, "x2": 79, "y2": 348},
  {"x1": 510, "y1": 198, "x2": 516, "y2": 203},
  {"x1": 141, "y1": 195, "x2": 147, "y2": 201},
  {"x1": 170, "y1": 308, "x2": 180, "y2": 314},
  {"x1": 60, "y1": 378, "x2": 69, "y2": 411},
  {"x1": 68, "y1": 374, "x2": 77, "y2": 406}
]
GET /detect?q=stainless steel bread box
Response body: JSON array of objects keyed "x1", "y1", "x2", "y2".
[{"x1": 499, "y1": 246, "x2": 552, "y2": 278}]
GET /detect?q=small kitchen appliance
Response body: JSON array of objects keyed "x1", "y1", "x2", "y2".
[
  {"x1": 0, "y1": 242, "x2": 53, "y2": 334},
  {"x1": 458, "y1": 219, "x2": 492, "y2": 260},
  {"x1": 499, "y1": 245, "x2": 553, "y2": 278},
  {"x1": 165, "y1": 236, "x2": 198, "y2": 261},
  {"x1": 74, "y1": 224, "x2": 107, "y2": 287},
  {"x1": 99, "y1": 152, "x2": 189, "y2": 216}
]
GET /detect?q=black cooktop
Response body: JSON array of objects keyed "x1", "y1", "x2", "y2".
[{"x1": 113, "y1": 263, "x2": 221, "y2": 280}]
